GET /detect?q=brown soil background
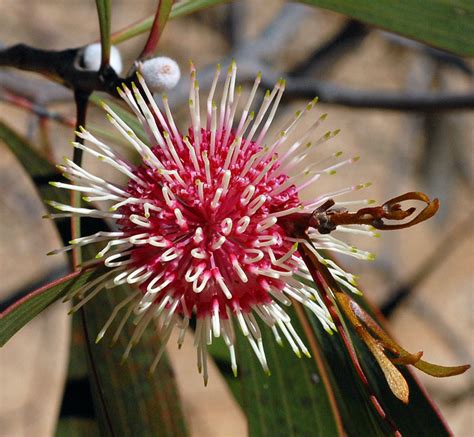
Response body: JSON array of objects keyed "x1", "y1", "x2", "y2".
[{"x1": 0, "y1": 0, "x2": 473, "y2": 436}]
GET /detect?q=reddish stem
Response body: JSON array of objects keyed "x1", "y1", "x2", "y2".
[{"x1": 139, "y1": 0, "x2": 174, "y2": 60}]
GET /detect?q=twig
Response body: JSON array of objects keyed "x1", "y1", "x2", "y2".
[
  {"x1": 0, "y1": 90, "x2": 75, "y2": 127},
  {"x1": 0, "y1": 44, "x2": 128, "y2": 97},
  {"x1": 381, "y1": 212, "x2": 474, "y2": 317},
  {"x1": 225, "y1": 2, "x2": 248, "y2": 47},
  {"x1": 168, "y1": 4, "x2": 474, "y2": 112},
  {"x1": 0, "y1": 71, "x2": 72, "y2": 103},
  {"x1": 278, "y1": 76, "x2": 474, "y2": 111},
  {"x1": 411, "y1": 297, "x2": 473, "y2": 364},
  {"x1": 172, "y1": 62, "x2": 474, "y2": 111},
  {"x1": 289, "y1": 20, "x2": 369, "y2": 77}
]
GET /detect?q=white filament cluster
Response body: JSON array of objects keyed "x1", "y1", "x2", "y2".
[{"x1": 48, "y1": 63, "x2": 377, "y2": 383}]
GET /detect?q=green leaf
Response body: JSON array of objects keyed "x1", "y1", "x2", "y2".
[
  {"x1": 0, "y1": 268, "x2": 100, "y2": 347},
  {"x1": 0, "y1": 121, "x2": 70, "y2": 209},
  {"x1": 56, "y1": 418, "x2": 100, "y2": 437},
  {"x1": 90, "y1": 94, "x2": 148, "y2": 145},
  {"x1": 299, "y1": 0, "x2": 474, "y2": 56},
  {"x1": 95, "y1": 0, "x2": 112, "y2": 67},
  {"x1": 350, "y1": 293, "x2": 452, "y2": 435},
  {"x1": 291, "y1": 268, "x2": 453, "y2": 435},
  {"x1": 0, "y1": 121, "x2": 188, "y2": 436},
  {"x1": 301, "y1": 292, "x2": 453, "y2": 435},
  {"x1": 111, "y1": 0, "x2": 229, "y2": 44},
  {"x1": 303, "y1": 308, "x2": 396, "y2": 436},
  {"x1": 237, "y1": 305, "x2": 344, "y2": 436},
  {"x1": 0, "y1": 121, "x2": 54, "y2": 178},
  {"x1": 81, "y1": 283, "x2": 188, "y2": 437}
]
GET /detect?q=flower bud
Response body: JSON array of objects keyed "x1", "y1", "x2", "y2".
[
  {"x1": 82, "y1": 42, "x2": 123, "y2": 74},
  {"x1": 139, "y1": 56, "x2": 181, "y2": 93}
]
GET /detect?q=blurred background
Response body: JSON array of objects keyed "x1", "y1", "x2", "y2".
[{"x1": 0, "y1": 0, "x2": 472, "y2": 435}]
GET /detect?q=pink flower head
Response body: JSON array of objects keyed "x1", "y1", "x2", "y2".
[{"x1": 50, "y1": 62, "x2": 376, "y2": 383}]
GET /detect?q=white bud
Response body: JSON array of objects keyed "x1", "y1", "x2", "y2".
[
  {"x1": 82, "y1": 43, "x2": 123, "y2": 74},
  {"x1": 139, "y1": 57, "x2": 181, "y2": 93}
]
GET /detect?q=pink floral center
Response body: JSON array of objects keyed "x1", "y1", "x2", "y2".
[{"x1": 119, "y1": 127, "x2": 300, "y2": 318}]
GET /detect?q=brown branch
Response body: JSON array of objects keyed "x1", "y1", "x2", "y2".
[
  {"x1": 0, "y1": 44, "x2": 131, "y2": 97},
  {"x1": 0, "y1": 90, "x2": 75, "y2": 127}
]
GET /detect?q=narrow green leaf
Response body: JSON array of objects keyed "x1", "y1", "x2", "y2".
[
  {"x1": 95, "y1": 0, "x2": 112, "y2": 67},
  {"x1": 0, "y1": 121, "x2": 53, "y2": 177},
  {"x1": 56, "y1": 418, "x2": 100, "y2": 437},
  {"x1": 301, "y1": 291, "x2": 453, "y2": 435},
  {"x1": 237, "y1": 305, "x2": 343, "y2": 436},
  {"x1": 81, "y1": 283, "x2": 188, "y2": 437},
  {"x1": 304, "y1": 308, "x2": 394, "y2": 436},
  {"x1": 351, "y1": 293, "x2": 452, "y2": 435},
  {"x1": 171, "y1": 0, "x2": 229, "y2": 18},
  {"x1": 111, "y1": 0, "x2": 229, "y2": 44},
  {"x1": 90, "y1": 94, "x2": 148, "y2": 144},
  {"x1": 0, "y1": 268, "x2": 101, "y2": 347},
  {"x1": 299, "y1": 0, "x2": 474, "y2": 56},
  {"x1": 293, "y1": 271, "x2": 453, "y2": 435}
]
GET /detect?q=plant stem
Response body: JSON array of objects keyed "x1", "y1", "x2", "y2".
[{"x1": 71, "y1": 90, "x2": 91, "y2": 269}]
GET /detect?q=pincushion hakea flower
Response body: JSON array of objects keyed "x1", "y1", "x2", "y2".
[{"x1": 48, "y1": 62, "x2": 466, "y2": 392}]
